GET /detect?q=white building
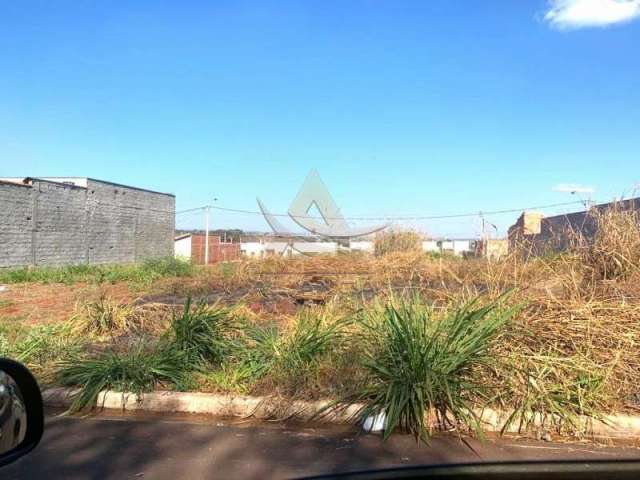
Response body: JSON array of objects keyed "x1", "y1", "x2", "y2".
[
  {"x1": 289, "y1": 242, "x2": 338, "y2": 255},
  {"x1": 421, "y1": 238, "x2": 478, "y2": 256},
  {"x1": 349, "y1": 240, "x2": 374, "y2": 253},
  {"x1": 240, "y1": 242, "x2": 265, "y2": 257},
  {"x1": 452, "y1": 239, "x2": 475, "y2": 256},
  {"x1": 174, "y1": 234, "x2": 192, "y2": 259},
  {"x1": 422, "y1": 240, "x2": 439, "y2": 253},
  {"x1": 239, "y1": 239, "x2": 338, "y2": 257},
  {"x1": 238, "y1": 236, "x2": 479, "y2": 258}
]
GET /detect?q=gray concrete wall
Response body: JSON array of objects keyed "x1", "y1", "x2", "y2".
[
  {"x1": 85, "y1": 179, "x2": 175, "y2": 264},
  {"x1": 0, "y1": 181, "x2": 34, "y2": 267},
  {"x1": 33, "y1": 180, "x2": 88, "y2": 266},
  {"x1": 0, "y1": 178, "x2": 175, "y2": 268}
]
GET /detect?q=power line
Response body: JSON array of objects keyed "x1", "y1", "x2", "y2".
[
  {"x1": 177, "y1": 200, "x2": 586, "y2": 221},
  {"x1": 176, "y1": 206, "x2": 210, "y2": 215}
]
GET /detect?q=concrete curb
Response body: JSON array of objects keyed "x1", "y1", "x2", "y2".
[
  {"x1": 43, "y1": 387, "x2": 640, "y2": 439},
  {"x1": 43, "y1": 388, "x2": 363, "y2": 423}
]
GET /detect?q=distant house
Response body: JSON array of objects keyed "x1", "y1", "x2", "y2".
[
  {"x1": 475, "y1": 238, "x2": 508, "y2": 259},
  {"x1": 349, "y1": 240, "x2": 374, "y2": 253},
  {"x1": 285, "y1": 241, "x2": 338, "y2": 256},
  {"x1": 174, "y1": 233, "x2": 240, "y2": 264},
  {"x1": 239, "y1": 235, "x2": 486, "y2": 258},
  {"x1": 422, "y1": 240, "x2": 440, "y2": 253},
  {"x1": 174, "y1": 234, "x2": 193, "y2": 259},
  {"x1": 243, "y1": 240, "x2": 338, "y2": 257},
  {"x1": 263, "y1": 242, "x2": 289, "y2": 256},
  {"x1": 238, "y1": 234, "x2": 344, "y2": 258},
  {"x1": 240, "y1": 241, "x2": 265, "y2": 257},
  {"x1": 422, "y1": 238, "x2": 478, "y2": 256},
  {"x1": 508, "y1": 197, "x2": 640, "y2": 254}
]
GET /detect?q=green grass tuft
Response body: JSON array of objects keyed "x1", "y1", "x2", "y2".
[
  {"x1": 57, "y1": 340, "x2": 192, "y2": 413},
  {"x1": 164, "y1": 297, "x2": 239, "y2": 368},
  {"x1": 346, "y1": 294, "x2": 515, "y2": 442},
  {"x1": 11, "y1": 323, "x2": 84, "y2": 381},
  {"x1": 234, "y1": 307, "x2": 347, "y2": 395},
  {"x1": 75, "y1": 294, "x2": 137, "y2": 335},
  {"x1": 0, "y1": 256, "x2": 194, "y2": 286}
]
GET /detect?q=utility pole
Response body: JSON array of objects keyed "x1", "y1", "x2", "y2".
[
  {"x1": 479, "y1": 212, "x2": 487, "y2": 258},
  {"x1": 204, "y1": 205, "x2": 210, "y2": 266},
  {"x1": 203, "y1": 197, "x2": 218, "y2": 266}
]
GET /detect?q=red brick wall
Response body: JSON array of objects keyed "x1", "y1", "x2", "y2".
[{"x1": 190, "y1": 234, "x2": 240, "y2": 264}]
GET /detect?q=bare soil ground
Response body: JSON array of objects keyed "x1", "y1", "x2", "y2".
[{"x1": 0, "y1": 282, "x2": 133, "y2": 325}]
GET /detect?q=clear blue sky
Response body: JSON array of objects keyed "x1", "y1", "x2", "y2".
[{"x1": 1, "y1": 1, "x2": 638, "y2": 236}]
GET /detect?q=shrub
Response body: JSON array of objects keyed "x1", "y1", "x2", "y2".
[
  {"x1": 57, "y1": 340, "x2": 191, "y2": 413},
  {"x1": 346, "y1": 294, "x2": 515, "y2": 441}
]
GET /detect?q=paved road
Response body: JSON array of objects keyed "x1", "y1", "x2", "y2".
[{"x1": 3, "y1": 412, "x2": 639, "y2": 479}]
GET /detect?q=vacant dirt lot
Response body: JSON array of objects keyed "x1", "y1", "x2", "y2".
[{"x1": 0, "y1": 282, "x2": 134, "y2": 325}]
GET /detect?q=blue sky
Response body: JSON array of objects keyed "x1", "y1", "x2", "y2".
[{"x1": 1, "y1": 1, "x2": 639, "y2": 236}]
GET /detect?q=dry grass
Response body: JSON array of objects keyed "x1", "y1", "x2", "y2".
[
  {"x1": 373, "y1": 230, "x2": 422, "y2": 256},
  {"x1": 579, "y1": 205, "x2": 640, "y2": 283},
  {"x1": 3, "y1": 205, "x2": 639, "y2": 435},
  {"x1": 212, "y1": 207, "x2": 640, "y2": 422},
  {"x1": 72, "y1": 292, "x2": 140, "y2": 336}
]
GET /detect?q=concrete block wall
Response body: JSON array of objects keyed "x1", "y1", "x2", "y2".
[
  {"x1": 85, "y1": 179, "x2": 175, "y2": 263},
  {"x1": 0, "y1": 178, "x2": 175, "y2": 268},
  {"x1": 33, "y1": 180, "x2": 88, "y2": 266},
  {"x1": 0, "y1": 181, "x2": 34, "y2": 267}
]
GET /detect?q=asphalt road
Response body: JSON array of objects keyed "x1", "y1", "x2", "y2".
[{"x1": 3, "y1": 411, "x2": 639, "y2": 479}]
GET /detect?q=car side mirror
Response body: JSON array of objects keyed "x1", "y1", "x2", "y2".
[{"x1": 0, "y1": 358, "x2": 44, "y2": 468}]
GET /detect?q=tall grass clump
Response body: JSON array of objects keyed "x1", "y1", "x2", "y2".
[
  {"x1": 374, "y1": 230, "x2": 421, "y2": 257},
  {"x1": 75, "y1": 294, "x2": 138, "y2": 336},
  {"x1": 346, "y1": 294, "x2": 515, "y2": 441},
  {"x1": 579, "y1": 205, "x2": 640, "y2": 282},
  {"x1": 164, "y1": 298, "x2": 238, "y2": 368},
  {"x1": 12, "y1": 323, "x2": 84, "y2": 381},
  {"x1": 497, "y1": 350, "x2": 611, "y2": 434},
  {"x1": 57, "y1": 341, "x2": 191, "y2": 413},
  {"x1": 234, "y1": 307, "x2": 347, "y2": 396}
]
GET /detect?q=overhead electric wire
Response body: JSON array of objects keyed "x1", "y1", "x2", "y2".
[
  {"x1": 176, "y1": 199, "x2": 586, "y2": 221},
  {"x1": 176, "y1": 206, "x2": 210, "y2": 215}
]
